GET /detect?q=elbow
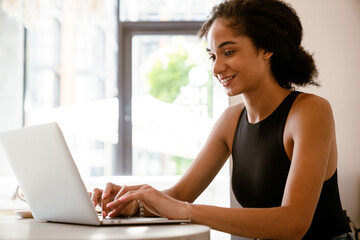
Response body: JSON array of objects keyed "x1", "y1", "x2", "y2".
[
  {"x1": 282, "y1": 217, "x2": 312, "y2": 240},
  {"x1": 290, "y1": 222, "x2": 311, "y2": 240}
]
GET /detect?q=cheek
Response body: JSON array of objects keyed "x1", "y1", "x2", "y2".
[
  {"x1": 235, "y1": 59, "x2": 260, "y2": 78},
  {"x1": 242, "y1": 57, "x2": 267, "y2": 77}
]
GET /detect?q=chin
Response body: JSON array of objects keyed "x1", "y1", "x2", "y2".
[{"x1": 225, "y1": 88, "x2": 242, "y2": 97}]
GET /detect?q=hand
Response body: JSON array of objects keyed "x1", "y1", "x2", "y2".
[
  {"x1": 91, "y1": 182, "x2": 138, "y2": 218},
  {"x1": 105, "y1": 184, "x2": 190, "y2": 220}
]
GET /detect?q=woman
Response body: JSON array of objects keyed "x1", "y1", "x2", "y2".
[{"x1": 92, "y1": 0, "x2": 352, "y2": 239}]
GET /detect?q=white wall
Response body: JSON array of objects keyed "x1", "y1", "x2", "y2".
[{"x1": 288, "y1": 0, "x2": 360, "y2": 226}]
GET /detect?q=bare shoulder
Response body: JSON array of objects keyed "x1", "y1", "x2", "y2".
[
  {"x1": 215, "y1": 102, "x2": 245, "y2": 130},
  {"x1": 288, "y1": 92, "x2": 335, "y2": 134},
  {"x1": 292, "y1": 93, "x2": 333, "y2": 117},
  {"x1": 213, "y1": 102, "x2": 244, "y2": 133},
  {"x1": 222, "y1": 102, "x2": 245, "y2": 119},
  {"x1": 210, "y1": 102, "x2": 245, "y2": 151},
  {"x1": 295, "y1": 93, "x2": 331, "y2": 108}
]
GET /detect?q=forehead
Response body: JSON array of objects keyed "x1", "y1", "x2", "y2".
[{"x1": 206, "y1": 19, "x2": 240, "y2": 51}]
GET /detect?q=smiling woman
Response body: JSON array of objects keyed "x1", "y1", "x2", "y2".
[
  {"x1": 205, "y1": 30, "x2": 274, "y2": 96},
  {"x1": 1, "y1": 0, "x2": 358, "y2": 239},
  {"x1": 91, "y1": 0, "x2": 353, "y2": 239}
]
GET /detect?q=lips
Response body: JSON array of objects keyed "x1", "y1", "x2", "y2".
[{"x1": 217, "y1": 75, "x2": 236, "y2": 84}]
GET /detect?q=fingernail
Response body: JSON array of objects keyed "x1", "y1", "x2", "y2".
[
  {"x1": 102, "y1": 211, "x2": 107, "y2": 218},
  {"x1": 108, "y1": 210, "x2": 115, "y2": 218}
]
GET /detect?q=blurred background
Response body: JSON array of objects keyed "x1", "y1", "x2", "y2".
[
  {"x1": 0, "y1": 1, "x2": 360, "y2": 239},
  {"x1": 0, "y1": 0, "x2": 231, "y2": 238}
]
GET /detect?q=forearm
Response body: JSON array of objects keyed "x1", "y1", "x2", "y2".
[
  {"x1": 161, "y1": 187, "x2": 180, "y2": 200},
  {"x1": 188, "y1": 204, "x2": 308, "y2": 240}
]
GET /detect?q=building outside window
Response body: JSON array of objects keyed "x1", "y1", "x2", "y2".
[
  {"x1": 0, "y1": 1, "x2": 230, "y2": 238},
  {"x1": 0, "y1": 2, "x2": 230, "y2": 173},
  {"x1": 5, "y1": 0, "x2": 227, "y2": 178}
]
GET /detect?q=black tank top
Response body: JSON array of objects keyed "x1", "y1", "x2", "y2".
[{"x1": 231, "y1": 91, "x2": 350, "y2": 239}]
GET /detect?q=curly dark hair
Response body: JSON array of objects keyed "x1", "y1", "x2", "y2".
[{"x1": 198, "y1": 0, "x2": 319, "y2": 89}]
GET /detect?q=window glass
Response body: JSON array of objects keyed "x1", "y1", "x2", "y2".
[
  {"x1": 0, "y1": 1, "x2": 24, "y2": 176},
  {"x1": 23, "y1": 0, "x2": 118, "y2": 177},
  {"x1": 120, "y1": 0, "x2": 221, "y2": 21},
  {"x1": 1, "y1": 4, "x2": 230, "y2": 235},
  {"x1": 2, "y1": 0, "x2": 229, "y2": 178},
  {"x1": 132, "y1": 35, "x2": 227, "y2": 175}
]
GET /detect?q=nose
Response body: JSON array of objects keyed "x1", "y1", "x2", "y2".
[{"x1": 212, "y1": 57, "x2": 227, "y2": 77}]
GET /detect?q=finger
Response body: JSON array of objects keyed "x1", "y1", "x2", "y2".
[
  {"x1": 115, "y1": 185, "x2": 127, "y2": 199},
  {"x1": 106, "y1": 185, "x2": 153, "y2": 218},
  {"x1": 114, "y1": 184, "x2": 134, "y2": 201},
  {"x1": 101, "y1": 183, "x2": 117, "y2": 217},
  {"x1": 109, "y1": 185, "x2": 178, "y2": 219},
  {"x1": 106, "y1": 184, "x2": 129, "y2": 215},
  {"x1": 91, "y1": 188, "x2": 103, "y2": 207},
  {"x1": 102, "y1": 183, "x2": 124, "y2": 217},
  {"x1": 112, "y1": 189, "x2": 161, "y2": 217},
  {"x1": 114, "y1": 184, "x2": 147, "y2": 200},
  {"x1": 107, "y1": 185, "x2": 149, "y2": 209},
  {"x1": 102, "y1": 182, "x2": 115, "y2": 200},
  {"x1": 107, "y1": 201, "x2": 135, "y2": 218},
  {"x1": 105, "y1": 184, "x2": 146, "y2": 209},
  {"x1": 102, "y1": 198, "x2": 111, "y2": 217}
]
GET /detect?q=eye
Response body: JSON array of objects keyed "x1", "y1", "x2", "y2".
[
  {"x1": 208, "y1": 54, "x2": 216, "y2": 61},
  {"x1": 224, "y1": 50, "x2": 235, "y2": 56}
]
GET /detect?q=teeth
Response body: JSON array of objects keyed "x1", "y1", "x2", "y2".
[{"x1": 219, "y1": 75, "x2": 235, "y2": 83}]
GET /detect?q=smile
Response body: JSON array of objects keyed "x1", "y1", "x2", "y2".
[{"x1": 218, "y1": 75, "x2": 236, "y2": 83}]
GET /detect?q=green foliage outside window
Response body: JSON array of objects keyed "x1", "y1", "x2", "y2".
[
  {"x1": 171, "y1": 155, "x2": 193, "y2": 175},
  {"x1": 146, "y1": 45, "x2": 211, "y2": 174},
  {"x1": 147, "y1": 49, "x2": 195, "y2": 103}
]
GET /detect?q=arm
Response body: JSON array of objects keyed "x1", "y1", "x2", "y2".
[
  {"x1": 105, "y1": 94, "x2": 335, "y2": 239},
  {"x1": 96, "y1": 104, "x2": 242, "y2": 217},
  {"x1": 162, "y1": 104, "x2": 243, "y2": 202},
  {"x1": 186, "y1": 94, "x2": 337, "y2": 239},
  {"x1": 108, "y1": 94, "x2": 336, "y2": 239}
]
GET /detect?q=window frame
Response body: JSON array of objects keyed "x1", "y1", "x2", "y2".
[{"x1": 116, "y1": 21, "x2": 204, "y2": 175}]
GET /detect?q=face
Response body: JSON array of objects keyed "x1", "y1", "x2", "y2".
[{"x1": 206, "y1": 19, "x2": 273, "y2": 96}]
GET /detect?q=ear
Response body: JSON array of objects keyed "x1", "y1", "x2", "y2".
[{"x1": 262, "y1": 49, "x2": 273, "y2": 59}]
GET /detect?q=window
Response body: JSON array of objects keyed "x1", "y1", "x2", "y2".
[
  {"x1": 118, "y1": 23, "x2": 228, "y2": 176},
  {"x1": 120, "y1": 0, "x2": 218, "y2": 22},
  {"x1": 23, "y1": 0, "x2": 119, "y2": 177},
  {"x1": 1, "y1": 0, "x2": 228, "y2": 177},
  {"x1": 117, "y1": 4, "x2": 231, "y2": 238},
  {"x1": 0, "y1": 1, "x2": 24, "y2": 177},
  {"x1": 116, "y1": 0, "x2": 226, "y2": 176},
  {"x1": 1, "y1": 1, "x2": 230, "y2": 238},
  {"x1": 1, "y1": 0, "x2": 227, "y2": 178},
  {"x1": 132, "y1": 35, "x2": 214, "y2": 175},
  {"x1": 11, "y1": 0, "x2": 227, "y2": 178}
]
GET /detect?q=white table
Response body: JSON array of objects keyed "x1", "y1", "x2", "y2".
[{"x1": 0, "y1": 214, "x2": 210, "y2": 240}]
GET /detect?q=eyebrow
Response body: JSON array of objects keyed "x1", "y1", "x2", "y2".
[{"x1": 206, "y1": 41, "x2": 237, "y2": 52}]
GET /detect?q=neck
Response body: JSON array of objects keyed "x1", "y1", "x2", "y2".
[{"x1": 242, "y1": 84, "x2": 291, "y2": 124}]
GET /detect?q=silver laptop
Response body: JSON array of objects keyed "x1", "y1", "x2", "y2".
[{"x1": 0, "y1": 122, "x2": 189, "y2": 226}]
